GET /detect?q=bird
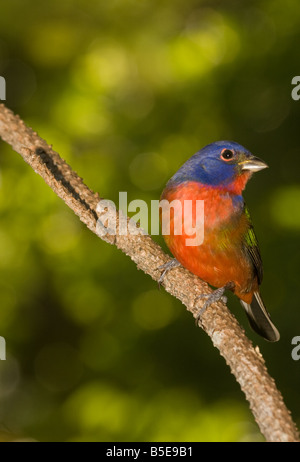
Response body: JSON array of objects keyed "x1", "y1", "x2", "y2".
[{"x1": 159, "y1": 141, "x2": 280, "y2": 342}]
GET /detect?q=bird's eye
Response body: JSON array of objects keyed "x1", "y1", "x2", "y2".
[{"x1": 221, "y1": 149, "x2": 234, "y2": 161}]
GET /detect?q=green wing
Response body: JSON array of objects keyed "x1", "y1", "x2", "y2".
[{"x1": 243, "y1": 206, "x2": 263, "y2": 285}]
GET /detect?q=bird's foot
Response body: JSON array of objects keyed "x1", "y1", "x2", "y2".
[
  {"x1": 157, "y1": 259, "x2": 181, "y2": 288},
  {"x1": 195, "y1": 282, "x2": 235, "y2": 325}
]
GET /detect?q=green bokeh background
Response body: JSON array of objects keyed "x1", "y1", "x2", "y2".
[{"x1": 0, "y1": 0, "x2": 299, "y2": 442}]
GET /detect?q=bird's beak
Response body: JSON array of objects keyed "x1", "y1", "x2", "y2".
[{"x1": 239, "y1": 156, "x2": 268, "y2": 172}]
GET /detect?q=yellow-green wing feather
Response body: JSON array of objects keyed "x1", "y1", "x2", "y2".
[{"x1": 243, "y1": 206, "x2": 263, "y2": 285}]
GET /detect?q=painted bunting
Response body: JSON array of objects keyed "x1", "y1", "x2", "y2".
[{"x1": 160, "y1": 141, "x2": 279, "y2": 342}]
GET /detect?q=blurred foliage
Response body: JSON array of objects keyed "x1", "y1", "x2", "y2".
[{"x1": 0, "y1": 0, "x2": 299, "y2": 442}]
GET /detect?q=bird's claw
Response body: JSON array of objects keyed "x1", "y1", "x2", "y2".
[
  {"x1": 157, "y1": 259, "x2": 181, "y2": 288},
  {"x1": 194, "y1": 283, "x2": 233, "y2": 325}
]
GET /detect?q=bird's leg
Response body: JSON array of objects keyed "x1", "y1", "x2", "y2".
[
  {"x1": 195, "y1": 281, "x2": 235, "y2": 325},
  {"x1": 157, "y1": 258, "x2": 181, "y2": 288}
]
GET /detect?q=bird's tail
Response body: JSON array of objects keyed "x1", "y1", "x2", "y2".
[{"x1": 240, "y1": 291, "x2": 280, "y2": 342}]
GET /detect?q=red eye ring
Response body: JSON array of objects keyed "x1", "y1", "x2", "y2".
[{"x1": 221, "y1": 148, "x2": 234, "y2": 161}]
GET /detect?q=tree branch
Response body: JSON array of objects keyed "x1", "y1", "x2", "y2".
[{"x1": 0, "y1": 103, "x2": 298, "y2": 442}]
